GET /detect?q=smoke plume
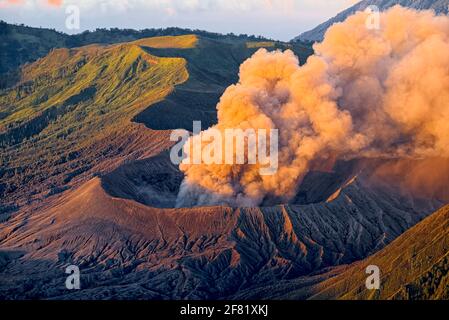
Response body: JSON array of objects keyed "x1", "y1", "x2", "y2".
[{"x1": 176, "y1": 6, "x2": 449, "y2": 207}]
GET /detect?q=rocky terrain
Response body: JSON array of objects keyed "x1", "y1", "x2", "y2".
[
  {"x1": 240, "y1": 204, "x2": 449, "y2": 300},
  {"x1": 0, "y1": 21, "x2": 448, "y2": 300},
  {"x1": 0, "y1": 149, "x2": 446, "y2": 299}
]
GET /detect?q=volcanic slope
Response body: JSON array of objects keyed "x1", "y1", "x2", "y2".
[
  {"x1": 0, "y1": 34, "x2": 310, "y2": 213},
  {"x1": 0, "y1": 36, "x2": 190, "y2": 212},
  {"x1": 0, "y1": 153, "x2": 445, "y2": 299},
  {"x1": 0, "y1": 20, "x2": 298, "y2": 83},
  {"x1": 311, "y1": 204, "x2": 449, "y2": 300},
  {"x1": 1, "y1": 31, "x2": 446, "y2": 300},
  {"x1": 248, "y1": 204, "x2": 448, "y2": 300}
]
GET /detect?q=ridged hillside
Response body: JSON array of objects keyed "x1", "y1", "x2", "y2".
[
  {"x1": 0, "y1": 37, "x2": 189, "y2": 211},
  {"x1": 0, "y1": 156, "x2": 444, "y2": 299},
  {"x1": 0, "y1": 34, "x2": 313, "y2": 214},
  {"x1": 310, "y1": 205, "x2": 449, "y2": 300}
]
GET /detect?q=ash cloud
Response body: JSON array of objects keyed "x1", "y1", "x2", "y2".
[{"x1": 176, "y1": 6, "x2": 449, "y2": 208}]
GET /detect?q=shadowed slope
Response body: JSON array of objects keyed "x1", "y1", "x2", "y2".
[
  {"x1": 0, "y1": 36, "x2": 190, "y2": 211},
  {"x1": 308, "y1": 205, "x2": 449, "y2": 300},
  {"x1": 0, "y1": 155, "x2": 443, "y2": 299},
  {"x1": 133, "y1": 39, "x2": 313, "y2": 131}
]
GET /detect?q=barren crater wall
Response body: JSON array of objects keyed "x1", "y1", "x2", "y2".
[{"x1": 101, "y1": 152, "x2": 183, "y2": 208}]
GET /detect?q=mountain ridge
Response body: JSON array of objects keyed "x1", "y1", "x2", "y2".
[
  {"x1": 0, "y1": 36, "x2": 189, "y2": 212},
  {"x1": 294, "y1": 0, "x2": 449, "y2": 42},
  {"x1": 228, "y1": 203, "x2": 449, "y2": 300},
  {"x1": 0, "y1": 20, "x2": 281, "y2": 80}
]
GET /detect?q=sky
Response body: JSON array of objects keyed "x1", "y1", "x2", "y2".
[{"x1": 0, "y1": 0, "x2": 359, "y2": 41}]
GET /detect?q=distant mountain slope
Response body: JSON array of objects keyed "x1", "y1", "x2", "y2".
[
  {"x1": 0, "y1": 21, "x2": 67, "y2": 81},
  {"x1": 0, "y1": 20, "x2": 284, "y2": 83},
  {"x1": 294, "y1": 0, "x2": 449, "y2": 42}
]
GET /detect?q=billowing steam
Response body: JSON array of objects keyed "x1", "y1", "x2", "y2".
[{"x1": 176, "y1": 6, "x2": 449, "y2": 208}]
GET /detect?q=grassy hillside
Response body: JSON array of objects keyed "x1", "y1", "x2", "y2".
[
  {"x1": 131, "y1": 35, "x2": 198, "y2": 49},
  {"x1": 0, "y1": 20, "x2": 286, "y2": 82},
  {"x1": 0, "y1": 36, "x2": 190, "y2": 211},
  {"x1": 310, "y1": 205, "x2": 449, "y2": 300},
  {"x1": 0, "y1": 21, "x2": 67, "y2": 87}
]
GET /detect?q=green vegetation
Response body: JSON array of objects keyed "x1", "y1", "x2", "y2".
[
  {"x1": 0, "y1": 37, "x2": 189, "y2": 209},
  {"x1": 309, "y1": 205, "x2": 449, "y2": 300},
  {"x1": 395, "y1": 255, "x2": 449, "y2": 299},
  {"x1": 246, "y1": 41, "x2": 276, "y2": 48},
  {"x1": 0, "y1": 20, "x2": 281, "y2": 80},
  {"x1": 0, "y1": 21, "x2": 67, "y2": 87},
  {"x1": 0, "y1": 43, "x2": 187, "y2": 135},
  {"x1": 132, "y1": 35, "x2": 198, "y2": 49}
]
